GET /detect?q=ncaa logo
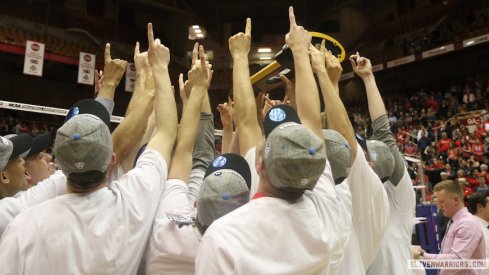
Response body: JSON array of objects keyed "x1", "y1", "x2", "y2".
[
  {"x1": 75, "y1": 162, "x2": 85, "y2": 169},
  {"x1": 212, "y1": 156, "x2": 227, "y2": 168},
  {"x1": 268, "y1": 108, "x2": 286, "y2": 122},
  {"x1": 84, "y1": 54, "x2": 92, "y2": 62}
]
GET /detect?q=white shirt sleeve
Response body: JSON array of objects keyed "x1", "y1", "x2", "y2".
[
  {"x1": 111, "y1": 149, "x2": 168, "y2": 218},
  {"x1": 187, "y1": 169, "x2": 205, "y2": 206},
  {"x1": 0, "y1": 170, "x2": 67, "y2": 237},
  {"x1": 347, "y1": 142, "x2": 390, "y2": 269},
  {"x1": 158, "y1": 179, "x2": 194, "y2": 216}
]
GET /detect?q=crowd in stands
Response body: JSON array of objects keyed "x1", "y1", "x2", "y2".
[{"x1": 350, "y1": 73, "x2": 489, "y2": 202}]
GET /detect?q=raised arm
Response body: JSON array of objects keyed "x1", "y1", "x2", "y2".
[
  {"x1": 96, "y1": 43, "x2": 128, "y2": 114},
  {"x1": 229, "y1": 18, "x2": 262, "y2": 156},
  {"x1": 310, "y1": 41, "x2": 357, "y2": 158},
  {"x1": 286, "y1": 7, "x2": 322, "y2": 139},
  {"x1": 280, "y1": 74, "x2": 297, "y2": 110},
  {"x1": 112, "y1": 42, "x2": 155, "y2": 173},
  {"x1": 146, "y1": 23, "x2": 178, "y2": 164},
  {"x1": 350, "y1": 52, "x2": 405, "y2": 185},
  {"x1": 217, "y1": 101, "x2": 234, "y2": 154},
  {"x1": 168, "y1": 45, "x2": 212, "y2": 182}
]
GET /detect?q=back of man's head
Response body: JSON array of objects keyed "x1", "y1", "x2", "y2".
[
  {"x1": 54, "y1": 114, "x2": 112, "y2": 190},
  {"x1": 263, "y1": 122, "x2": 326, "y2": 197},
  {"x1": 468, "y1": 190, "x2": 489, "y2": 215},
  {"x1": 322, "y1": 129, "x2": 352, "y2": 185},
  {"x1": 196, "y1": 154, "x2": 251, "y2": 234}
]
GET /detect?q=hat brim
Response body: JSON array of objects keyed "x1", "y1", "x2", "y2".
[
  {"x1": 9, "y1": 134, "x2": 32, "y2": 160},
  {"x1": 263, "y1": 104, "x2": 301, "y2": 138},
  {"x1": 65, "y1": 99, "x2": 111, "y2": 127},
  {"x1": 205, "y1": 153, "x2": 252, "y2": 190},
  {"x1": 355, "y1": 132, "x2": 368, "y2": 152},
  {"x1": 26, "y1": 132, "x2": 52, "y2": 158}
]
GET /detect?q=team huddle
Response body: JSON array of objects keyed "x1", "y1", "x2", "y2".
[{"x1": 0, "y1": 6, "x2": 482, "y2": 275}]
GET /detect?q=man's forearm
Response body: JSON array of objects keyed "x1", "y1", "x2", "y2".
[
  {"x1": 293, "y1": 51, "x2": 322, "y2": 138},
  {"x1": 317, "y1": 69, "x2": 357, "y2": 157},
  {"x1": 362, "y1": 74, "x2": 386, "y2": 122}
]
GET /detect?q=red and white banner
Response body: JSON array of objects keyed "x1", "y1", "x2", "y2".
[
  {"x1": 459, "y1": 116, "x2": 482, "y2": 126},
  {"x1": 77, "y1": 52, "x2": 96, "y2": 85},
  {"x1": 125, "y1": 62, "x2": 136, "y2": 92},
  {"x1": 23, "y1": 40, "x2": 45, "y2": 77}
]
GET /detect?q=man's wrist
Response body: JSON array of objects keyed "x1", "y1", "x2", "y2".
[{"x1": 360, "y1": 72, "x2": 375, "y2": 82}]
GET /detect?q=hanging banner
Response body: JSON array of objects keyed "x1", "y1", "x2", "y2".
[
  {"x1": 23, "y1": 40, "x2": 45, "y2": 77},
  {"x1": 125, "y1": 62, "x2": 136, "y2": 92},
  {"x1": 77, "y1": 52, "x2": 96, "y2": 85}
]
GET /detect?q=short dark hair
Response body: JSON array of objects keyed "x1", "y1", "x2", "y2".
[
  {"x1": 468, "y1": 190, "x2": 489, "y2": 214},
  {"x1": 68, "y1": 170, "x2": 107, "y2": 190}
]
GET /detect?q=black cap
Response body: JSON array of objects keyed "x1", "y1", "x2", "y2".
[
  {"x1": 263, "y1": 104, "x2": 301, "y2": 138},
  {"x1": 26, "y1": 132, "x2": 52, "y2": 158},
  {"x1": 65, "y1": 99, "x2": 111, "y2": 127},
  {"x1": 204, "y1": 153, "x2": 252, "y2": 190},
  {"x1": 9, "y1": 134, "x2": 32, "y2": 160}
]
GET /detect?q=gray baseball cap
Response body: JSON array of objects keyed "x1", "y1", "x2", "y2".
[
  {"x1": 264, "y1": 122, "x2": 326, "y2": 193},
  {"x1": 365, "y1": 140, "x2": 394, "y2": 182},
  {"x1": 0, "y1": 134, "x2": 32, "y2": 171},
  {"x1": 197, "y1": 154, "x2": 251, "y2": 233},
  {"x1": 54, "y1": 114, "x2": 112, "y2": 177},
  {"x1": 322, "y1": 129, "x2": 352, "y2": 185}
]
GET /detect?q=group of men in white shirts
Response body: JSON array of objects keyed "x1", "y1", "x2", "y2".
[{"x1": 0, "y1": 6, "x2": 433, "y2": 275}]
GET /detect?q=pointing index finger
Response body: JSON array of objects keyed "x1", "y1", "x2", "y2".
[
  {"x1": 245, "y1": 18, "x2": 251, "y2": 36},
  {"x1": 289, "y1": 6, "x2": 297, "y2": 29},
  {"x1": 147, "y1": 23, "x2": 154, "y2": 45},
  {"x1": 199, "y1": 45, "x2": 206, "y2": 68},
  {"x1": 104, "y1": 43, "x2": 111, "y2": 62},
  {"x1": 192, "y1": 42, "x2": 198, "y2": 66},
  {"x1": 135, "y1": 41, "x2": 140, "y2": 56}
]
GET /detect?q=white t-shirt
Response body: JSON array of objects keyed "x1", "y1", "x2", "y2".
[
  {"x1": 475, "y1": 216, "x2": 489, "y2": 261},
  {"x1": 367, "y1": 170, "x2": 416, "y2": 275},
  {"x1": 0, "y1": 150, "x2": 167, "y2": 275},
  {"x1": 244, "y1": 146, "x2": 260, "y2": 199},
  {"x1": 195, "y1": 164, "x2": 351, "y2": 274},
  {"x1": 0, "y1": 169, "x2": 66, "y2": 237},
  {"x1": 0, "y1": 163, "x2": 125, "y2": 238},
  {"x1": 145, "y1": 179, "x2": 201, "y2": 275},
  {"x1": 343, "y1": 144, "x2": 390, "y2": 272}
]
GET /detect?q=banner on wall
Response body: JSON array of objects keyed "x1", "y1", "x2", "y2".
[
  {"x1": 125, "y1": 62, "x2": 136, "y2": 92},
  {"x1": 77, "y1": 52, "x2": 96, "y2": 85},
  {"x1": 23, "y1": 40, "x2": 45, "y2": 77}
]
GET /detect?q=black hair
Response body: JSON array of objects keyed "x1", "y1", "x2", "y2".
[
  {"x1": 467, "y1": 190, "x2": 489, "y2": 215},
  {"x1": 68, "y1": 170, "x2": 107, "y2": 190}
]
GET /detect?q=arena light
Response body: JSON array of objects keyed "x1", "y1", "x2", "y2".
[
  {"x1": 195, "y1": 29, "x2": 202, "y2": 34},
  {"x1": 259, "y1": 56, "x2": 272, "y2": 60},
  {"x1": 258, "y1": 48, "x2": 272, "y2": 53},
  {"x1": 466, "y1": 40, "x2": 474, "y2": 46},
  {"x1": 196, "y1": 33, "x2": 204, "y2": 38},
  {"x1": 192, "y1": 25, "x2": 200, "y2": 29}
]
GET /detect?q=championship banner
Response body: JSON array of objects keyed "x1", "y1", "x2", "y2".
[
  {"x1": 125, "y1": 62, "x2": 136, "y2": 92},
  {"x1": 77, "y1": 52, "x2": 96, "y2": 85},
  {"x1": 23, "y1": 40, "x2": 45, "y2": 77}
]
